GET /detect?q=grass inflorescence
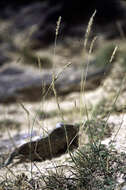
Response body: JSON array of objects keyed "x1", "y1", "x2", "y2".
[{"x1": 0, "y1": 9, "x2": 126, "y2": 190}]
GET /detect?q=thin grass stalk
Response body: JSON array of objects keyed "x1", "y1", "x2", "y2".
[
  {"x1": 84, "y1": 10, "x2": 96, "y2": 50},
  {"x1": 18, "y1": 102, "x2": 33, "y2": 178},
  {"x1": 52, "y1": 16, "x2": 64, "y2": 121},
  {"x1": 79, "y1": 12, "x2": 97, "y2": 147},
  {"x1": 43, "y1": 62, "x2": 72, "y2": 98}
]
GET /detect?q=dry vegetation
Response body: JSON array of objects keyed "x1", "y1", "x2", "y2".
[{"x1": 0, "y1": 13, "x2": 126, "y2": 190}]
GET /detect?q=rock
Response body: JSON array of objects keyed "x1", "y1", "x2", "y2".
[
  {"x1": 0, "y1": 63, "x2": 109, "y2": 103},
  {"x1": 30, "y1": 0, "x2": 126, "y2": 47},
  {"x1": 3, "y1": 123, "x2": 79, "y2": 167},
  {"x1": 0, "y1": 0, "x2": 125, "y2": 50},
  {"x1": 0, "y1": 131, "x2": 37, "y2": 154},
  {"x1": 0, "y1": 54, "x2": 10, "y2": 66},
  {"x1": 1, "y1": 0, "x2": 124, "y2": 23},
  {"x1": 49, "y1": 0, "x2": 125, "y2": 23}
]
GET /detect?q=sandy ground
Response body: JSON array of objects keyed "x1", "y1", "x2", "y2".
[{"x1": 0, "y1": 62, "x2": 126, "y2": 181}]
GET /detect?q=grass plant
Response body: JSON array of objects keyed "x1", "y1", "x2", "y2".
[{"x1": 0, "y1": 11, "x2": 126, "y2": 190}]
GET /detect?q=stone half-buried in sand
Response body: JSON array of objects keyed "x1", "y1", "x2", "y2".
[{"x1": 3, "y1": 123, "x2": 79, "y2": 167}]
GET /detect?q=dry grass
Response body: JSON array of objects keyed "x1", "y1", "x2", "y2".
[{"x1": 0, "y1": 11, "x2": 126, "y2": 190}]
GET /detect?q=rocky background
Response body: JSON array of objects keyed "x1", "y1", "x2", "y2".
[
  {"x1": 0, "y1": 0, "x2": 126, "y2": 103},
  {"x1": 0, "y1": 0, "x2": 126, "y2": 189}
]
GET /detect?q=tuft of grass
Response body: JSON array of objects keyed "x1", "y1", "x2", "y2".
[
  {"x1": 69, "y1": 143, "x2": 126, "y2": 190},
  {"x1": 1, "y1": 8, "x2": 126, "y2": 190},
  {"x1": 0, "y1": 172, "x2": 41, "y2": 190},
  {"x1": 84, "y1": 119, "x2": 114, "y2": 141},
  {"x1": 1, "y1": 143, "x2": 126, "y2": 190},
  {"x1": 42, "y1": 170, "x2": 76, "y2": 190}
]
